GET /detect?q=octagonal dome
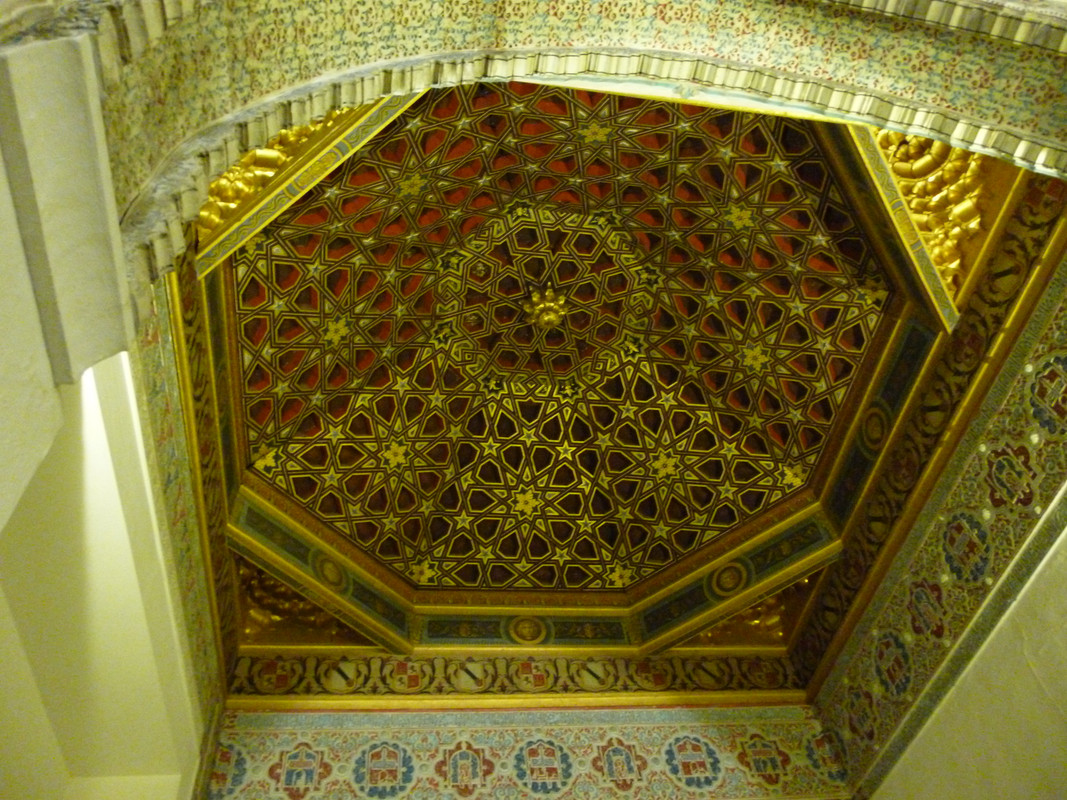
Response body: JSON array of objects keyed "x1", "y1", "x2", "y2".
[{"x1": 204, "y1": 81, "x2": 942, "y2": 653}]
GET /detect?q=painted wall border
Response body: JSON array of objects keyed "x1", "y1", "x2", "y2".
[{"x1": 815, "y1": 223, "x2": 1067, "y2": 794}]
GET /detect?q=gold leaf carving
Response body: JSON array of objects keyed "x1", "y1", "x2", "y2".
[
  {"x1": 196, "y1": 108, "x2": 352, "y2": 244},
  {"x1": 877, "y1": 130, "x2": 987, "y2": 297},
  {"x1": 679, "y1": 577, "x2": 817, "y2": 648},
  {"x1": 237, "y1": 556, "x2": 372, "y2": 645}
]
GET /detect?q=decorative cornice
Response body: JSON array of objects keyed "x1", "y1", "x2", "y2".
[
  {"x1": 0, "y1": 0, "x2": 100, "y2": 45},
  {"x1": 812, "y1": 0, "x2": 1067, "y2": 52},
  {"x1": 122, "y1": 49, "x2": 1067, "y2": 293}
]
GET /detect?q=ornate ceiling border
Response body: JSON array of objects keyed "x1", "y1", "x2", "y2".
[
  {"x1": 814, "y1": 178, "x2": 1067, "y2": 795},
  {"x1": 229, "y1": 488, "x2": 840, "y2": 657},
  {"x1": 120, "y1": 44, "x2": 1067, "y2": 290},
  {"x1": 228, "y1": 652, "x2": 805, "y2": 705}
]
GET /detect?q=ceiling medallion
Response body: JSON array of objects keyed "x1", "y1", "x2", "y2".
[
  {"x1": 508, "y1": 616, "x2": 548, "y2": 644},
  {"x1": 523, "y1": 287, "x2": 568, "y2": 330}
]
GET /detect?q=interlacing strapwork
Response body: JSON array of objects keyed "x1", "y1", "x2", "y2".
[{"x1": 231, "y1": 83, "x2": 891, "y2": 591}]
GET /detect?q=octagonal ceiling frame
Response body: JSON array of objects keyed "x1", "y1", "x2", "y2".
[
  {"x1": 227, "y1": 482, "x2": 842, "y2": 656},
  {"x1": 191, "y1": 80, "x2": 973, "y2": 659}
]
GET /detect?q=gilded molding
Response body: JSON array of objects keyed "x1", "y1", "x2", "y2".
[
  {"x1": 194, "y1": 94, "x2": 423, "y2": 275},
  {"x1": 196, "y1": 109, "x2": 352, "y2": 244},
  {"x1": 238, "y1": 556, "x2": 373, "y2": 646}
]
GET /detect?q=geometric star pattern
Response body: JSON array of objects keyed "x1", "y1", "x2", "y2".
[{"x1": 230, "y1": 82, "x2": 893, "y2": 591}]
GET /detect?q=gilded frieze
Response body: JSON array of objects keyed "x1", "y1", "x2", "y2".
[
  {"x1": 197, "y1": 109, "x2": 355, "y2": 243},
  {"x1": 230, "y1": 652, "x2": 801, "y2": 698},
  {"x1": 238, "y1": 556, "x2": 373, "y2": 646},
  {"x1": 875, "y1": 129, "x2": 1021, "y2": 305}
]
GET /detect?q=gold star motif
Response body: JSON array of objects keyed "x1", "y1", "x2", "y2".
[
  {"x1": 606, "y1": 564, "x2": 634, "y2": 588},
  {"x1": 320, "y1": 315, "x2": 349, "y2": 347},
  {"x1": 382, "y1": 441, "x2": 408, "y2": 469},
  {"x1": 514, "y1": 489, "x2": 538, "y2": 517},
  {"x1": 856, "y1": 280, "x2": 887, "y2": 308},
  {"x1": 781, "y1": 464, "x2": 807, "y2": 489},
  {"x1": 723, "y1": 205, "x2": 757, "y2": 230},
  {"x1": 740, "y1": 343, "x2": 771, "y2": 371},
  {"x1": 578, "y1": 120, "x2": 612, "y2": 144},
  {"x1": 408, "y1": 559, "x2": 438, "y2": 584},
  {"x1": 651, "y1": 452, "x2": 678, "y2": 478},
  {"x1": 396, "y1": 173, "x2": 427, "y2": 198}
]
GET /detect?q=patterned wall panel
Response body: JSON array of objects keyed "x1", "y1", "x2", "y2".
[
  {"x1": 172, "y1": 236, "x2": 243, "y2": 671},
  {"x1": 791, "y1": 175, "x2": 1067, "y2": 685},
  {"x1": 210, "y1": 706, "x2": 848, "y2": 799},
  {"x1": 816, "y1": 180, "x2": 1067, "y2": 796}
]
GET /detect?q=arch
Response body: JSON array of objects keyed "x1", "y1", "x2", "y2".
[{"x1": 109, "y1": 1, "x2": 1067, "y2": 271}]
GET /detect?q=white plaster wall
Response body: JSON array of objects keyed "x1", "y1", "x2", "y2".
[
  {"x1": 0, "y1": 35, "x2": 126, "y2": 382},
  {"x1": 0, "y1": 34, "x2": 128, "y2": 531},
  {"x1": 0, "y1": 126, "x2": 62, "y2": 534},
  {"x1": 0, "y1": 583, "x2": 70, "y2": 799},
  {"x1": 0, "y1": 357, "x2": 201, "y2": 800},
  {"x1": 873, "y1": 520, "x2": 1067, "y2": 800}
]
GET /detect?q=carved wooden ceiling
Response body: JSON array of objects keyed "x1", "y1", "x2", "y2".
[{"x1": 183, "y1": 80, "x2": 1022, "y2": 694}]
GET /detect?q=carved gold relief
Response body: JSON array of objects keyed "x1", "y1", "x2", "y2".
[
  {"x1": 522, "y1": 287, "x2": 568, "y2": 330},
  {"x1": 876, "y1": 130, "x2": 986, "y2": 297},
  {"x1": 237, "y1": 555, "x2": 372, "y2": 646},
  {"x1": 677, "y1": 577, "x2": 817, "y2": 648},
  {"x1": 196, "y1": 109, "x2": 353, "y2": 243}
]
